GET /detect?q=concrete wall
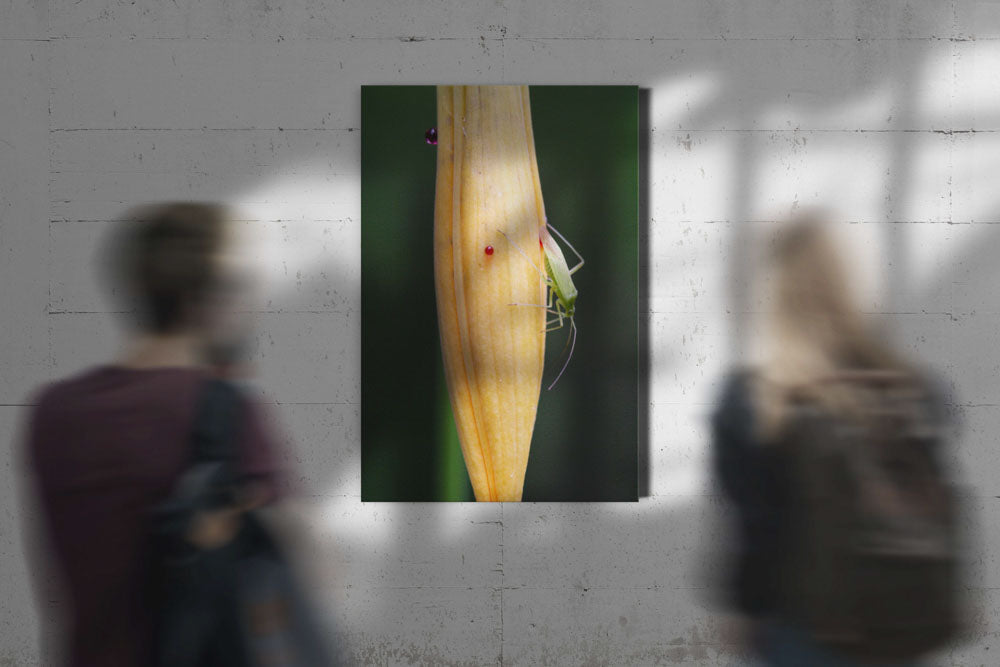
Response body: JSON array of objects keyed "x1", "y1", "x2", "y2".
[{"x1": 2, "y1": 1, "x2": 999, "y2": 664}]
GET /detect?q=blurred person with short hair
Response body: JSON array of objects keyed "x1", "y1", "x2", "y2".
[
  {"x1": 18, "y1": 203, "x2": 287, "y2": 666},
  {"x1": 711, "y1": 213, "x2": 966, "y2": 666}
]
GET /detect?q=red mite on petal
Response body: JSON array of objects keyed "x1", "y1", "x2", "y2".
[{"x1": 484, "y1": 245, "x2": 494, "y2": 255}]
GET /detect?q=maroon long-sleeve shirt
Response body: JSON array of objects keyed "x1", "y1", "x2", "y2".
[{"x1": 20, "y1": 364, "x2": 286, "y2": 666}]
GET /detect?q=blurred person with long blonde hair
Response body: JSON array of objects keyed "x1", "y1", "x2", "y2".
[{"x1": 711, "y1": 212, "x2": 959, "y2": 666}]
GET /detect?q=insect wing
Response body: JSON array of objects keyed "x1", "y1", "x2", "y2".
[{"x1": 541, "y1": 228, "x2": 578, "y2": 305}]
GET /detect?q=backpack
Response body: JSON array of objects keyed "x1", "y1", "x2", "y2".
[
  {"x1": 776, "y1": 370, "x2": 963, "y2": 661},
  {"x1": 148, "y1": 377, "x2": 341, "y2": 666}
]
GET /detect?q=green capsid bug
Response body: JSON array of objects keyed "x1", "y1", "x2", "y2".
[{"x1": 499, "y1": 222, "x2": 584, "y2": 390}]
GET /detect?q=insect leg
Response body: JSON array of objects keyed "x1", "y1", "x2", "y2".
[
  {"x1": 509, "y1": 302, "x2": 561, "y2": 317},
  {"x1": 546, "y1": 222, "x2": 585, "y2": 275}
]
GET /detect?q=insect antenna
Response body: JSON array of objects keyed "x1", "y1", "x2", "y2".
[{"x1": 546, "y1": 318, "x2": 577, "y2": 391}]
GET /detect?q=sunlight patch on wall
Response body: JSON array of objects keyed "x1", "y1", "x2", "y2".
[
  {"x1": 651, "y1": 72, "x2": 723, "y2": 130},
  {"x1": 758, "y1": 84, "x2": 896, "y2": 130},
  {"x1": 227, "y1": 170, "x2": 360, "y2": 312}
]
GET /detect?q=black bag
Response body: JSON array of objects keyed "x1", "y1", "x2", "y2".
[
  {"x1": 149, "y1": 377, "x2": 339, "y2": 666},
  {"x1": 778, "y1": 370, "x2": 964, "y2": 661}
]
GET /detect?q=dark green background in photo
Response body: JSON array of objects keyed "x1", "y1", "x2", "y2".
[{"x1": 361, "y1": 85, "x2": 638, "y2": 501}]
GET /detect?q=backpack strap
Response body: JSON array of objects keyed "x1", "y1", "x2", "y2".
[
  {"x1": 187, "y1": 377, "x2": 245, "y2": 509},
  {"x1": 150, "y1": 377, "x2": 245, "y2": 545}
]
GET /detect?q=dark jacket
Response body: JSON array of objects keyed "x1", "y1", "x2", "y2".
[
  {"x1": 710, "y1": 368, "x2": 956, "y2": 618},
  {"x1": 710, "y1": 370, "x2": 789, "y2": 616}
]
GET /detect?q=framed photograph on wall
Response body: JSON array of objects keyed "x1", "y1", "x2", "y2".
[{"x1": 362, "y1": 85, "x2": 638, "y2": 501}]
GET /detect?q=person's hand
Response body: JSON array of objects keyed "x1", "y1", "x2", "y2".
[
  {"x1": 185, "y1": 481, "x2": 268, "y2": 549},
  {"x1": 186, "y1": 506, "x2": 242, "y2": 549}
]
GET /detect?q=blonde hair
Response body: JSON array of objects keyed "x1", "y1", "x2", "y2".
[{"x1": 752, "y1": 213, "x2": 913, "y2": 442}]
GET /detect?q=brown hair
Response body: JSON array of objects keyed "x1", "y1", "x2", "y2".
[{"x1": 109, "y1": 203, "x2": 230, "y2": 333}]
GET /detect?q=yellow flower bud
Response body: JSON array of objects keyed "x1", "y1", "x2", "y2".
[{"x1": 433, "y1": 85, "x2": 548, "y2": 502}]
